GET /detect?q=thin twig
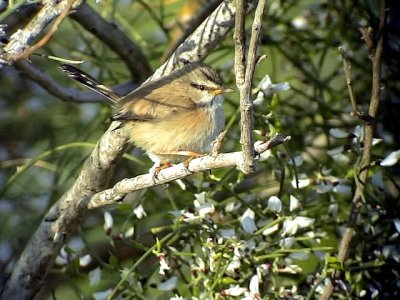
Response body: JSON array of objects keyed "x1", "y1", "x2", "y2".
[
  {"x1": 320, "y1": 1, "x2": 386, "y2": 299},
  {"x1": 338, "y1": 46, "x2": 357, "y2": 114}
]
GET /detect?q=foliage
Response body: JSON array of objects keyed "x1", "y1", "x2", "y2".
[{"x1": 0, "y1": 0, "x2": 399, "y2": 299}]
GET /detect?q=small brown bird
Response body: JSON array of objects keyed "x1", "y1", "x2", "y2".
[{"x1": 61, "y1": 63, "x2": 233, "y2": 171}]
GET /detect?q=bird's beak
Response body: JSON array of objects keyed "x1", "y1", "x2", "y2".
[{"x1": 211, "y1": 87, "x2": 235, "y2": 95}]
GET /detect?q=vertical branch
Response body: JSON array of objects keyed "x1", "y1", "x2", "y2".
[
  {"x1": 339, "y1": 46, "x2": 358, "y2": 114},
  {"x1": 234, "y1": 0, "x2": 246, "y2": 85},
  {"x1": 320, "y1": 1, "x2": 386, "y2": 299},
  {"x1": 234, "y1": 0, "x2": 266, "y2": 174}
]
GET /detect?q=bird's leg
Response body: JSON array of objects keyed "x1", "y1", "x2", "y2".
[
  {"x1": 148, "y1": 153, "x2": 173, "y2": 178},
  {"x1": 158, "y1": 150, "x2": 204, "y2": 158},
  {"x1": 157, "y1": 150, "x2": 204, "y2": 169}
]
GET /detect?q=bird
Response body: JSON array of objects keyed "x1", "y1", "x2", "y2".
[{"x1": 61, "y1": 62, "x2": 233, "y2": 172}]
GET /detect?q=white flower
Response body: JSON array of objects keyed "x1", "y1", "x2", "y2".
[
  {"x1": 262, "y1": 223, "x2": 279, "y2": 236},
  {"x1": 291, "y1": 177, "x2": 311, "y2": 188},
  {"x1": 133, "y1": 204, "x2": 147, "y2": 219},
  {"x1": 124, "y1": 226, "x2": 135, "y2": 238},
  {"x1": 227, "y1": 247, "x2": 243, "y2": 274},
  {"x1": 194, "y1": 191, "x2": 206, "y2": 204},
  {"x1": 158, "y1": 276, "x2": 178, "y2": 291},
  {"x1": 291, "y1": 15, "x2": 308, "y2": 29},
  {"x1": 170, "y1": 294, "x2": 184, "y2": 300},
  {"x1": 225, "y1": 200, "x2": 241, "y2": 212},
  {"x1": 240, "y1": 209, "x2": 258, "y2": 233},
  {"x1": 182, "y1": 211, "x2": 201, "y2": 223},
  {"x1": 329, "y1": 128, "x2": 348, "y2": 138},
  {"x1": 282, "y1": 219, "x2": 299, "y2": 236},
  {"x1": 219, "y1": 228, "x2": 236, "y2": 239},
  {"x1": 221, "y1": 285, "x2": 247, "y2": 296},
  {"x1": 289, "y1": 195, "x2": 301, "y2": 212},
  {"x1": 247, "y1": 275, "x2": 261, "y2": 299},
  {"x1": 267, "y1": 196, "x2": 282, "y2": 213},
  {"x1": 89, "y1": 267, "x2": 101, "y2": 286},
  {"x1": 393, "y1": 218, "x2": 400, "y2": 234},
  {"x1": 197, "y1": 202, "x2": 215, "y2": 218},
  {"x1": 55, "y1": 247, "x2": 69, "y2": 266},
  {"x1": 103, "y1": 211, "x2": 113, "y2": 233},
  {"x1": 380, "y1": 149, "x2": 400, "y2": 167},
  {"x1": 294, "y1": 216, "x2": 315, "y2": 228},
  {"x1": 353, "y1": 125, "x2": 364, "y2": 141},
  {"x1": 282, "y1": 217, "x2": 314, "y2": 236},
  {"x1": 158, "y1": 254, "x2": 170, "y2": 275},
  {"x1": 194, "y1": 192, "x2": 215, "y2": 218},
  {"x1": 253, "y1": 75, "x2": 290, "y2": 106},
  {"x1": 79, "y1": 254, "x2": 92, "y2": 267},
  {"x1": 280, "y1": 237, "x2": 295, "y2": 248}
]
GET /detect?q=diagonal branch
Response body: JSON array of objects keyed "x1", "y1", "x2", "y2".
[
  {"x1": 87, "y1": 134, "x2": 290, "y2": 210},
  {"x1": 69, "y1": 3, "x2": 152, "y2": 82}
]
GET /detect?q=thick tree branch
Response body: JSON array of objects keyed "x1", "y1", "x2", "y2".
[
  {"x1": 161, "y1": 0, "x2": 223, "y2": 62},
  {"x1": 0, "y1": 1, "x2": 256, "y2": 299},
  {"x1": 150, "y1": 0, "x2": 256, "y2": 79}
]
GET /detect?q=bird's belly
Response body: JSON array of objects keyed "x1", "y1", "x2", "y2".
[{"x1": 124, "y1": 106, "x2": 224, "y2": 162}]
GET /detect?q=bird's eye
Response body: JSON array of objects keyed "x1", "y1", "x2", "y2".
[{"x1": 190, "y1": 83, "x2": 205, "y2": 91}]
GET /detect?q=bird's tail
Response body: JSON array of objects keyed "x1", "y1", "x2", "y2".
[{"x1": 60, "y1": 64, "x2": 121, "y2": 103}]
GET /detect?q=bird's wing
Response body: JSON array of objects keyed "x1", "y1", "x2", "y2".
[{"x1": 111, "y1": 78, "x2": 197, "y2": 122}]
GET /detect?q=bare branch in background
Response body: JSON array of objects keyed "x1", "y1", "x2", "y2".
[
  {"x1": 14, "y1": 59, "x2": 137, "y2": 103},
  {"x1": 70, "y1": 3, "x2": 152, "y2": 82}
]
